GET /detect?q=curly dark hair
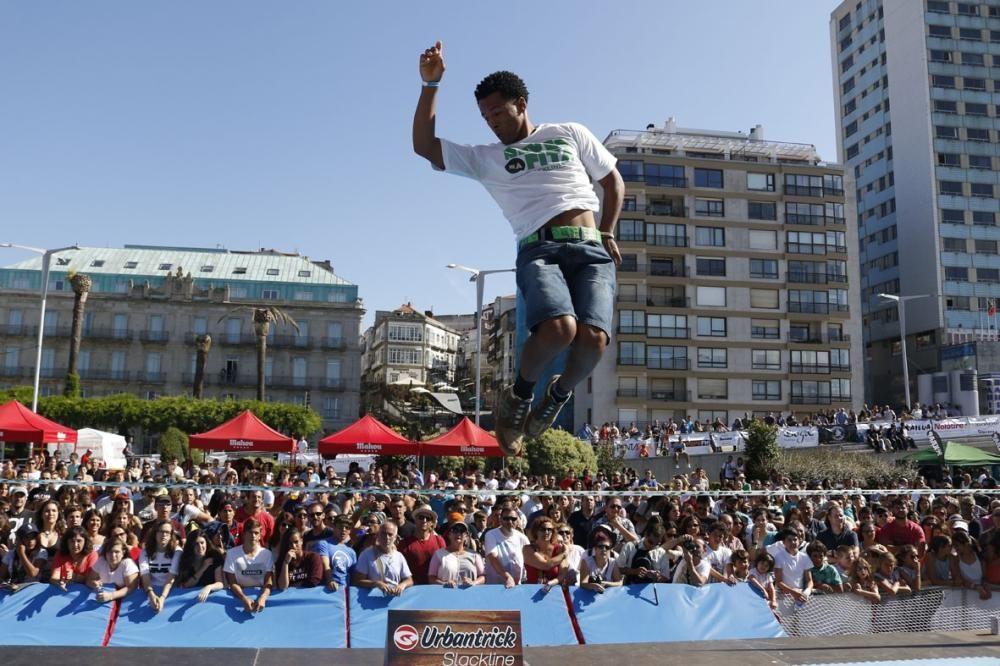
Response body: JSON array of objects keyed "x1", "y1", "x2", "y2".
[{"x1": 474, "y1": 71, "x2": 529, "y2": 103}]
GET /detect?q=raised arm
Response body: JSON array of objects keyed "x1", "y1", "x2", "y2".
[
  {"x1": 597, "y1": 168, "x2": 625, "y2": 266},
  {"x1": 413, "y1": 40, "x2": 445, "y2": 169}
]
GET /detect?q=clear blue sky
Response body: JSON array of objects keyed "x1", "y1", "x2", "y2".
[{"x1": 0, "y1": 1, "x2": 838, "y2": 329}]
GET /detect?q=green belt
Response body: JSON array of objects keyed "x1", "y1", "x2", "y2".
[{"x1": 518, "y1": 226, "x2": 602, "y2": 249}]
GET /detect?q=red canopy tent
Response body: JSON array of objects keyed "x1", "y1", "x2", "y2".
[
  {"x1": 421, "y1": 417, "x2": 505, "y2": 457},
  {"x1": 189, "y1": 410, "x2": 295, "y2": 453},
  {"x1": 318, "y1": 415, "x2": 418, "y2": 456},
  {"x1": 0, "y1": 400, "x2": 77, "y2": 444}
]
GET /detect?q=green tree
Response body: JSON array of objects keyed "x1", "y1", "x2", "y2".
[
  {"x1": 524, "y1": 429, "x2": 598, "y2": 478},
  {"x1": 594, "y1": 441, "x2": 625, "y2": 477},
  {"x1": 744, "y1": 419, "x2": 780, "y2": 481},
  {"x1": 159, "y1": 426, "x2": 189, "y2": 462},
  {"x1": 217, "y1": 306, "x2": 299, "y2": 401}
]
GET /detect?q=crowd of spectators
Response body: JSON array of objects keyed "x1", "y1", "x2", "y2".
[{"x1": 1, "y1": 450, "x2": 998, "y2": 617}]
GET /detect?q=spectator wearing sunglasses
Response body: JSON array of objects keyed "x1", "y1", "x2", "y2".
[
  {"x1": 484, "y1": 509, "x2": 530, "y2": 587},
  {"x1": 301, "y1": 503, "x2": 334, "y2": 548},
  {"x1": 579, "y1": 531, "x2": 622, "y2": 593},
  {"x1": 400, "y1": 505, "x2": 445, "y2": 585},
  {"x1": 618, "y1": 524, "x2": 672, "y2": 584},
  {"x1": 593, "y1": 499, "x2": 638, "y2": 552},
  {"x1": 429, "y1": 521, "x2": 485, "y2": 587}
]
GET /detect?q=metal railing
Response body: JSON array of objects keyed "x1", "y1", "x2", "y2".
[
  {"x1": 139, "y1": 330, "x2": 170, "y2": 343},
  {"x1": 86, "y1": 327, "x2": 133, "y2": 342}
]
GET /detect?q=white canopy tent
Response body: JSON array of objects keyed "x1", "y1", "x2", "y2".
[{"x1": 48, "y1": 428, "x2": 128, "y2": 470}]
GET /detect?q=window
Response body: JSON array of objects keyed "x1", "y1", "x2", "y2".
[
  {"x1": 265, "y1": 268, "x2": 280, "y2": 276},
  {"x1": 618, "y1": 310, "x2": 645, "y2": 335},
  {"x1": 200, "y1": 265, "x2": 214, "y2": 273},
  {"x1": 622, "y1": 196, "x2": 637, "y2": 211},
  {"x1": 262, "y1": 289, "x2": 280, "y2": 299},
  {"x1": 749, "y1": 259, "x2": 778, "y2": 279},
  {"x1": 967, "y1": 128, "x2": 991, "y2": 142},
  {"x1": 749, "y1": 229, "x2": 777, "y2": 250},
  {"x1": 939, "y1": 181, "x2": 963, "y2": 196},
  {"x1": 696, "y1": 226, "x2": 725, "y2": 246},
  {"x1": 618, "y1": 341, "x2": 645, "y2": 365},
  {"x1": 694, "y1": 168, "x2": 723, "y2": 188},
  {"x1": 938, "y1": 153, "x2": 961, "y2": 166},
  {"x1": 698, "y1": 348, "x2": 728, "y2": 369},
  {"x1": 233, "y1": 267, "x2": 248, "y2": 275},
  {"x1": 965, "y1": 102, "x2": 989, "y2": 116},
  {"x1": 979, "y1": 268, "x2": 1000, "y2": 282},
  {"x1": 974, "y1": 212, "x2": 996, "y2": 226},
  {"x1": 298, "y1": 270, "x2": 312, "y2": 278},
  {"x1": 645, "y1": 163, "x2": 686, "y2": 187},
  {"x1": 935, "y1": 125, "x2": 959, "y2": 139},
  {"x1": 647, "y1": 222, "x2": 687, "y2": 247},
  {"x1": 927, "y1": 0, "x2": 950, "y2": 13},
  {"x1": 748, "y1": 201, "x2": 777, "y2": 220},
  {"x1": 618, "y1": 160, "x2": 643, "y2": 182},
  {"x1": 90, "y1": 260, "x2": 104, "y2": 268},
  {"x1": 697, "y1": 317, "x2": 726, "y2": 337},
  {"x1": 791, "y1": 350, "x2": 831, "y2": 374},
  {"x1": 750, "y1": 288, "x2": 780, "y2": 309},
  {"x1": 784, "y1": 174, "x2": 824, "y2": 197},
  {"x1": 934, "y1": 100, "x2": 957, "y2": 113},
  {"x1": 747, "y1": 173, "x2": 775, "y2": 192},
  {"x1": 786, "y1": 231, "x2": 827, "y2": 255},
  {"x1": 961, "y1": 53, "x2": 985, "y2": 66},
  {"x1": 752, "y1": 381, "x2": 781, "y2": 401},
  {"x1": 971, "y1": 183, "x2": 994, "y2": 198},
  {"x1": 945, "y1": 266, "x2": 969, "y2": 281},
  {"x1": 964, "y1": 77, "x2": 986, "y2": 91},
  {"x1": 158, "y1": 263, "x2": 172, "y2": 271},
  {"x1": 647, "y1": 314, "x2": 688, "y2": 338},
  {"x1": 929, "y1": 24, "x2": 951, "y2": 37},
  {"x1": 991, "y1": 30, "x2": 1000, "y2": 43},
  {"x1": 941, "y1": 209, "x2": 965, "y2": 224},
  {"x1": 752, "y1": 349, "x2": 781, "y2": 370},
  {"x1": 960, "y1": 27, "x2": 982, "y2": 40},
  {"x1": 618, "y1": 219, "x2": 645, "y2": 242},
  {"x1": 958, "y1": 3, "x2": 979, "y2": 15},
  {"x1": 751, "y1": 319, "x2": 780, "y2": 340},
  {"x1": 969, "y1": 155, "x2": 992, "y2": 170},
  {"x1": 696, "y1": 286, "x2": 726, "y2": 307},
  {"x1": 647, "y1": 345, "x2": 687, "y2": 370},
  {"x1": 932, "y1": 75, "x2": 956, "y2": 89},
  {"x1": 698, "y1": 378, "x2": 728, "y2": 400},
  {"x1": 694, "y1": 198, "x2": 725, "y2": 217},
  {"x1": 696, "y1": 257, "x2": 726, "y2": 276}
]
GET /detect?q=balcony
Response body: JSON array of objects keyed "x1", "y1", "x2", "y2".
[
  {"x1": 86, "y1": 328, "x2": 133, "y2": 342},
  {"x1": 791, "y1": 394, "x2": 833, "y2": 405},
  {"x1": 786, "y1": 243, "x2": 826, "y2": 255},
  {"x1": 79, "y1": 368, "x2": 131, "y2": 381},
  {"x1": 788, "y1": 302, "x2": 850, "y2": 314},
  {"x1": 0, "y1": 366, "x2": 32, "y2": 378},
  {"x1": 789, "y1": 363, "x2": 832, "y2": 374},
  {"x1": 784, "y1": 185, "x2": 844, "y2": 198},
  {"x1": 647, "y1": 358, "x2": 689, "y2": 371},
  {"x1": 321, "y1": 337, "x2": 347, "y2": 350},
  {"x1": 649, "y1": 263, "x2": 688, "y2": 278},
  {"x1": 615, "y1": 388, "x2": 691, "y2": 402},
  {"x1": 43, "y1": 326, "x2": 72, "y2": 338},
  {"x1": 646, "y1": 176, "x2": 688, "y2": 189},
  {"x1": 646, "y1": 295, "x2": 690, "y2": 308},
  {"x1": 646, "y1": 202, "x2": 687, "y2": 218},
  {"x1": 647, "y1": 235, "x2": 689, "y2": 248},
  {"x1": 787, "y1": 272, "x2": 848, "y2": 285},
  {"x1": 319, "y1": 378, "x2": 347, "y2": 390},
  {"x1": 789, "y1": 332, "x2": 851, "y2": 345},
  {"x1": 617, "y1": 325, "x2": 646, "y2": 335},
  {"x1": 647, "y1": 326, "x2": 691, "y2": 339},
  {"x1": 268, "y1": 375, "x2": 311, "y2": 389},
  {"x1": 785, "y1": 214, "x2": 846, "y2": 227},
  {"x1": 219, "y1": 334, "x2": 258, "y2": 347},
  {"x1": 217, "y1": 372, "x2": 257, "y2": 388},
  {"x1": 136, "y1": 371, "x2": 167, "y2": 384},
  {"x1": 830, "y1": 364, "x2": 852, "y2": 373},
  {"x1": 139, "y1": 330, "x2": 170, "y2": 344},
  {"x1": 0, "y1": 324, "x2": 37, "y2": 337}
]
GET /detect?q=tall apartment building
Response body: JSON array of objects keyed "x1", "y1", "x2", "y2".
[
  {"x1": 0, "y1": 245, "x2": 364, "y2": 445},
  {"x1": 360, "y1": 304, "x2": 462, "y2": 412},
  {"x1": 830, "y1": 0, "x2": 1000, "y2": 405},
  {"x1": 573, "y1": 121, "x2": 864, "y2": 431}
]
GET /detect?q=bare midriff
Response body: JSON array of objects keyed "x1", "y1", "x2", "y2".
[{"x1": 543, "y1": 208, "x2": 596, "y2": 230}]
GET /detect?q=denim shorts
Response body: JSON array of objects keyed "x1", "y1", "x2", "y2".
[{"x1": 515, "y1": 239, "x2": 616, "y2": 338}]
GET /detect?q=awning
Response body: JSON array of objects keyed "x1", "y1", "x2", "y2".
[
  {"x1": 189, "y1": 410, "x2": 295, "y2": 453},
  {"x1": 0, "y1": 400, "x2": 77, "y2": 444},
  {"x1": 318, "y1": 415, "x2": 418, "y2": 456},
  {"x1": 421, "y1": 417, "x2": 505, "y2": 457}
]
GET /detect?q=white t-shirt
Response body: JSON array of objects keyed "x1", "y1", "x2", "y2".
[
  {"x1": 483, "y1": 527, "x2": 530, "y2": 584},
  {"x1": 428, "y1": 548, "x2": 485, "y2": 585},
  {"x1": 223, "y1": 545, "x2": 274, "y2": 587},
  {"x1": 92, "y1": 556, "x2": 138, "y2": 588},
  {"x1": 440, "y1": 122, "x2": 617, "y2": 240},
  {"x1": 773, "y1": 548, "x2": 812, "y2": 590},
  {"x1": 704, "y1": 543, "x2": 733, "y2": 580},
  {"x1": 138, "y1": 548, "x2": 181, "y2": 588}
]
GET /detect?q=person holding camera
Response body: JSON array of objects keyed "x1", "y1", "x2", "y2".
[
  {"x1": 617, "y1": 524, "x2": 672, "y2": 584},
  {"x1": 579, "y1": 529, "x2": 622, "y2": 593},
  {"x1": 671, "y1": 536, "x2": 711, "y2": 587}
]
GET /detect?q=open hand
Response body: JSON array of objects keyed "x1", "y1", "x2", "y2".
[{"x1": 420, "y1": 41, "x2": 445, "y2": 83}]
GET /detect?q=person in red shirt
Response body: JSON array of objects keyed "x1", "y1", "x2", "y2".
[
  {"x1": 877, "y1": 498, "x2": 926, "y2": 556},
  {"x1": 234, "y1": 490, "x2": 275, "y2": 546},
  {"x1": 50, "y1": 526, "x2": 98, "y2": 587},
  {"x1": 400, "y1": 504, "x2": 445, "y2": 585}
]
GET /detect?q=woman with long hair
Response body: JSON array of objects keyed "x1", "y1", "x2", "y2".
[
  {"x1": 952, "y1": 531, "x2": 991, "y2": 600},
  {"x1": 87, "y1": 537, "x2": 139, "y2": 603},
  {"x1": 275, "y1": 527, "x2": 324, "y2": 590},
  {"x1": 83, "y1": 509, "x2": 105, "y2": 552},
  {"x1": 0, "y1": 525, "x2": 48, "y2": 589},
  {"x1": 858, "y1": 520, "x2": 879, "y2": 551},
  {"x1": 35, "y1": 500, "x2": 63, "y2": 558},
  {"x1": 49, "y1": 526, "x2": 97, "y2": 588},
  {"x1": 138, "y1": 519, "x2": 181, "y2": 612},
  {"x1": 176, "y1": 531, "x2": 224, "y2": 602},
  {"x1": 578, "y1": 529, "x2": 622, "y2": 593},
  {"x1": 522, "y1": 518, "x2": 565, "y2": 588}
]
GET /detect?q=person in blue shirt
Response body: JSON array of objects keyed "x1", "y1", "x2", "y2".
[{"x1": 309, "y1": 515, "x2": 356, "y2": 591}]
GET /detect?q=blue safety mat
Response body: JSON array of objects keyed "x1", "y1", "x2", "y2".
[
  {"x1": 0, "y1": 583, "x2": 114, "y2": 646},
  {"x1": 108, "y1": 586, "x2": 347, "y2": 648},
  {"x1": 570, "y1": 583, "x2": 785, "y2": 644},
  {"x1": 348, "y1": 584, "x2": 578, "y2": 648}
]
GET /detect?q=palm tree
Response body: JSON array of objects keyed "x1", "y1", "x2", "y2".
[
  {"x1": 217, "y1": 306, "x2": 298, "y2": 401},
  {"x1": 65, "y1": 271, "x2": 92, "y2": 397},
  {"x1": 193, "y1": 333, "x2": 212, "y2": 399}
]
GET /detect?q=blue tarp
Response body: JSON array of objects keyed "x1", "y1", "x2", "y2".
[
  {"x1": 570, "y1": 583, "x2": 785, "y2": 644},
  {"x1": 109, "y1": 586, "x2": 348, "y2": 648},
  {"x1": 348, "y1": 585, "x2": 579, "y2": 648},
  {"x1": 0, "y1": 583, "x2": 114, "y2": 646}
]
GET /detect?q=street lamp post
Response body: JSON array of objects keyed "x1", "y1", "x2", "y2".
[
  {"x1": 447, "y1": 264, "x2": 514, "y2": 425},
  {"x1": 878, "y1": 293, "x2": 929, "y2": 411},
  {"x1": 0, "y1": 243, "x2": 79, "y2": 413}
]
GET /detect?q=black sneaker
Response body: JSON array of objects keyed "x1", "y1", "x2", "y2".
[
  {"x1": 495, "y1": 386, "x2": 532, "y2": 456},
  {"x1": 524, "y1": 375, "x2": 572, "y2": 439}
]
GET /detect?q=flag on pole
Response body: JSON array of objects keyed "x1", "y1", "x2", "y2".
[{"x1": 928, "y1": 430, "x2": 944, "y2": 457}]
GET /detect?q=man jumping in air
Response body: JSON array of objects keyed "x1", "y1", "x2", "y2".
[{"x1": 412, "y1": 41, "x2": 624, "y2": 456}]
